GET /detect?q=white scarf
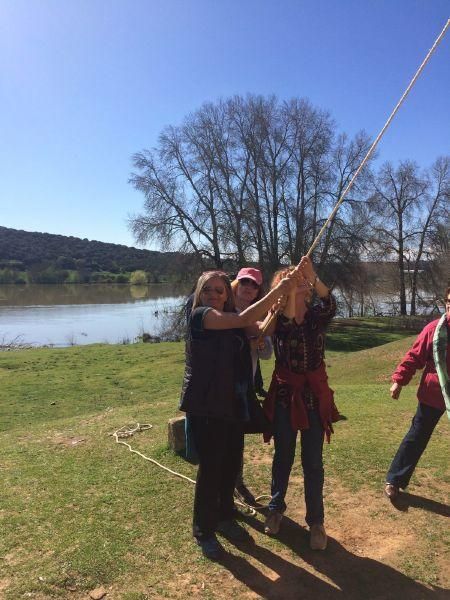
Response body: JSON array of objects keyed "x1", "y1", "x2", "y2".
[{"x1": 432, "y1": 314, "x2": 450, "y2": 420}]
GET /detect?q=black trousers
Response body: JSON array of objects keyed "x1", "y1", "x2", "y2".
[{"x1": 189, "y1": 414, "x2": 244, "y2": 539}]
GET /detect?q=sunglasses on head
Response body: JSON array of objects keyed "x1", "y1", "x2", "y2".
[{"x1": 239, "y1": 278, "x2": 259, "y2": 289}]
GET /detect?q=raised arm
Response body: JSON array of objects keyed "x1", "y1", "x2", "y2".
[
  {"x1": 203, "y1": 276, "x2": 296, "y2": 330},
  {"x1": 299, "y1": 256, "x2": 330, "y2": 298}
]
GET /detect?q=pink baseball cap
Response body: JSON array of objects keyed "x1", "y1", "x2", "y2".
[{"x1": 236, "y1": 267, "x2": 263, "y2": 286}]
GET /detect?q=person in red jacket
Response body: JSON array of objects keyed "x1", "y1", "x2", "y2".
[{"x1": 385, "y1": 287, "x2": 450, "y2": 500}]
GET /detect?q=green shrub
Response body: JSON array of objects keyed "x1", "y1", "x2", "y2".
[
  {"x1": 116, "y1": 273, "x2": 129, "y2": 283},
  {"x1": 0, "y1": 269, "x2": 15, "y2": 283},
  {"x1": 129, "y1": 270, "x2": 148, "y2": 285}
]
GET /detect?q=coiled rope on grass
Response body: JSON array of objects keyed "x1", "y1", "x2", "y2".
[
  {"x1": 113, "y1": 423, "x2": 196, "y2": 484},
  {"x1": 112, "y1": 423, "x2": 265, "y2": 513}
]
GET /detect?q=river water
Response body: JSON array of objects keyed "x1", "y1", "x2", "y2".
[
  {"x1": 0, "y1": 283, "x2": 439, "y2": 348},
  {"x1": 0, "y1": 284, "x2": 190, "y2": 347}
]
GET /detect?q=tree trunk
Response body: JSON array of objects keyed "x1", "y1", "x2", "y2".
[{"x1": 398, "y1": 241, "x2": 407, "y2": 315}]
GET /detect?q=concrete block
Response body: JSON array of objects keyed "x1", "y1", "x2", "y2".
[{"x1": 168, "y1": 415, "x2": 186, "y2": 453}]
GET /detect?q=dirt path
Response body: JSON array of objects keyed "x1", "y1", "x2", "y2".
[{"x1": 160, "y1": 479, "x2": 449, "y2": 600}]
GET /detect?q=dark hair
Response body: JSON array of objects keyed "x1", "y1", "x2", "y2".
[{"x1": 192, "y1": 271, "x2": 235, "y2": 312}]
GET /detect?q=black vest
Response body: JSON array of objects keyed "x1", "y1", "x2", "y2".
[{"x1": 179, "y1": 308, "x2": 251, "y2": 421}]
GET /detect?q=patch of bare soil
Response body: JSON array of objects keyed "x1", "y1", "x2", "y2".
[
  {"x1": 0, "y1": 577, "x2": 11, "y2": 596},
  {"x1": 79, "y1": 407, "x2": 114, "y2": 426},
  {"x1": 52, "y1": 435, "x2": 87, "y2": 447},
  {"x1": 157, "y1": 479, "x2": 449, "y2": 600},
  {"x1": 246, "y1": 445, "x2": 274, "y2": 467}
]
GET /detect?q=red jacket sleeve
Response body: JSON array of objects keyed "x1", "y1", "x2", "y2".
[{"x1": 391, "y1": 323, "x2": 434, "y2": 386}]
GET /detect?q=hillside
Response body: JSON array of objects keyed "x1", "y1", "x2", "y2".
[{"x1": 0, "y1": 226, "x2": 196, "y2": 283}]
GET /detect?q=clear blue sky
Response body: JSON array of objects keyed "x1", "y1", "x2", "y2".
[{"x1": 1, "y1": 0, "x2": 449, "y2": 248}]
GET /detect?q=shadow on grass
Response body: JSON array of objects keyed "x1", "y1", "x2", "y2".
[
  {"x1": 326, "y1": 317, "x2": 428, "y2": 353},
  {"x1": 216, "y1": 513, "x2": 447, "y2": 599},
  {"x1": 327, "y1": 327, "x2": 411, "y2": 353},
  {"x1": 389, "y1": 492, "x2": 450, "y2": 517}
]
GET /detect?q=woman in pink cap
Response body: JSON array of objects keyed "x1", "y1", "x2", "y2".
[{"x1": 231, "y1": 267, "x2": 273, "y2": 505}]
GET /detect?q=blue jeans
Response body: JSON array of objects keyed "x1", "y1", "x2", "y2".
[
  {"x1": 386, "y1": 402, "x2": 444, "y2": 489},
  {"x1": 269, "y1": 401, "x2": 324, "y2": 526}
]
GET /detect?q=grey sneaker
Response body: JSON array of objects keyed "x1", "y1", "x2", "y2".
[
  {"x1": 310, "y1": 524, "x2": 327, "y2": 550},
  {"x1": 264, "y1": 510, "x2": 283, "y2": 535}
]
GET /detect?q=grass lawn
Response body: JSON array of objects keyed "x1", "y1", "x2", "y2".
[{"x1": 1, "y1": 319, "x2": 448, "y2": 599}]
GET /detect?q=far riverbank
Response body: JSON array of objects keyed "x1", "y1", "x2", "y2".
[{"x1": 0, "y1": 283, "x2": 190, "y2": 347}]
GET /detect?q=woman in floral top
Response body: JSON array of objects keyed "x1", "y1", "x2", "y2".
[{"x1": 263, "y1": 256, "x2": 341, "y2": 550}]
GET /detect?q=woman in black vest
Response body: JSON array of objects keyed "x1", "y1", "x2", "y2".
[{"x1": 180, "y1": 269, "x2": 295, "y2": 559}]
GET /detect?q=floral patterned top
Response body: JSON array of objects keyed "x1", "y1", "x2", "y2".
[{"x1": 272, "y1": 294, "x2": 336, "y2": 409}]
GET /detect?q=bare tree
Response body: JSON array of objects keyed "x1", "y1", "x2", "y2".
[
  {"x1": 237, "y1": 95, "x2": 293, "y2": 270},
  {"x1": 130, "y1": 125, "x2": 224, "y2": 268},
  {"x1": 316, "y1": 132, "x2": 374, "y2": 267},
  {"x1": 369, "y1": 160, "x2": 438, "y2": 315},
  {"x1": 407, "y1": 157, "x2": 450, "y2": 313},
  {"x1": 281, "y1": 98, "x2": 334, "y2": 262},
  {"x1": 129, "y1": 95, "x2": 373, "y2": 277}
]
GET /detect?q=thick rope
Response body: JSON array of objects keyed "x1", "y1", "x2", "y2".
[
  {"x1": 261, "y1": 19, "x2": 450, "y2": 335},
  {"x1": 112, "y1": 422, "x2": 260, "y2": 513},
  {"x1": 113, "y1": 423, "x2": 196, "y2": 483},
  {"x1": 307, "y1": 18, "x2": 450, "y2": 257}
]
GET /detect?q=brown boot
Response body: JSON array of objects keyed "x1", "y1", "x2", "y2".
[
  {"x1": 264, "y1": 511, "x2": 283, "y2": 535},
  {"x1": 310, "y1": 524, "x2": 327, "y2": 550}
]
